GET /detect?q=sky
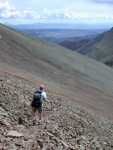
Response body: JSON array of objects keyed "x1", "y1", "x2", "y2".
[{"x1": 0, "y1": 0, "x2": 113, "y2": 27}]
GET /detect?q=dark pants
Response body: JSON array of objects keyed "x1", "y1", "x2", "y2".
[{"x1": 31, "y1": 98, "x2": 42, "y2": 113}]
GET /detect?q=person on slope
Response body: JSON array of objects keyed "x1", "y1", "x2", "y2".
[{"x1": 31, "y1": 84, "x2": 47, "y2": 123}]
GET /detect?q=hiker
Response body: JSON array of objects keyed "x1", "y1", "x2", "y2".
[{"x1": 31, "y1": 84, "x2": 47, "y2": 122}]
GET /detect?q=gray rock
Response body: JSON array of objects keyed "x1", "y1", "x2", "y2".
[{"x1": 7, "y1": 130, "x2": 23, "y2": 138}]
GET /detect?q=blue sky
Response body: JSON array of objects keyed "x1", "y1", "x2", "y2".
[{"x1": 0, "y1": 0, "x2": 113, "y2": 26}]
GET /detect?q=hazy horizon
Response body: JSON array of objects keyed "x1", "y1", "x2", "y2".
[{"x1": 0, "y1": 0, "x2": 113, "y2": 28}]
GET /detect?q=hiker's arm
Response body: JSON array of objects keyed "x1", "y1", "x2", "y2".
[
  {"x1": 44, "y1": 96, "x2": 49, "y2": 102},
  {"x1": 45, "y1": 98, "x2": 49, "y2": 102},
  {"x1": 42, "y1": 92, "x2": 49, "y2": 102}
]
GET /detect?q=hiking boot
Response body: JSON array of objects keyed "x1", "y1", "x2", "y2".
[{"x1": 33, "y1": 119, "x2": 36, "y2": 125}]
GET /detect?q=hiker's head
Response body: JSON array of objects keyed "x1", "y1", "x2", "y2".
[{"x1": 39, "y1": 84, "x2": 45, "y2": 91}]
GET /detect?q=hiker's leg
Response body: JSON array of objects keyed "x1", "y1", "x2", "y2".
[
  {"x1": 32, "y1": 107, "x2": 36, "y2": 120},
  {"x1": 38, "y1": 105, "x2": 42, "y2": 120},
  {"x1": 38, "y1": 112, "x2": 42, "y2": 120}
]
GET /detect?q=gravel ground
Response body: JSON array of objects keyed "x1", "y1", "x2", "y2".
[{"x1": 0, "y1": 73, "x2": 113, "y2": 150}]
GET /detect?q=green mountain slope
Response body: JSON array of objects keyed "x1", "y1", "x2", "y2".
[
  {"x1": 60, "y1": 27, "x2": 113, "y2": 68},
  {"x1": 83, "y1": 27, "x2": 113, "y2": 66}
]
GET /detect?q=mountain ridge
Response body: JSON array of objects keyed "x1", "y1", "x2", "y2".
[{"x1": 59, "y1": 27, "x2": 113, "y2": 68}]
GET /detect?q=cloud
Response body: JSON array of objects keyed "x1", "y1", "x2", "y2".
[
  {"x1": 91, "y1": 0, "x2": 113, "y2": 4},
  {"x1": 41, "y1": 7, "x2": 113, "y2": 22},
  {"x1": 0, "y1": 0, "x2": 40, "y2": 19},
  {"x1": 0, "y1": 0, "x2": 12, "y2": 12},
  {"x1": 0, "y1": 0, "x2": 113, "y2": 24},
  {"x1": 0, "y1": 0, "x2": 16, "y2": 18}
]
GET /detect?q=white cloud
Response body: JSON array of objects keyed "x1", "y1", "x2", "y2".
[
  {"x1": 0, "y1": 0, "x2": 40, "y2": 19},
  {"x1": 0, "y1": 0, "x2": 16, "y2": 18},
  {"x1": 92, "y1": 0, "x2": 113, "y2": 4},
  {"x1": 0, "y1": 0, "x2": 113, "y2": 24}
]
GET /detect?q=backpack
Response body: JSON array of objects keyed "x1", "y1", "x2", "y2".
[{"x1": 33, "y1": 90, "x2": 42, "y2": 104}]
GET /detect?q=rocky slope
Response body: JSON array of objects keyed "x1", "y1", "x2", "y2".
[{"x1": 0, "y1": 73, "x2": 113, "y2": 150}]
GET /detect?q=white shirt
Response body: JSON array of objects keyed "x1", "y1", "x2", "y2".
[{"x1": 41, "y1": 91, "x2": 47, "y2": 100}]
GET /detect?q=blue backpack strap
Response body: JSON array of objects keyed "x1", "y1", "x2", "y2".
[{"x1": 35, "y1": 90, "x2": 42, "y2": 94}]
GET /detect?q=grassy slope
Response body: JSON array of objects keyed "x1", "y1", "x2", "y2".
[
  {"x1": 85, "y1": 28, "x2": 113, "y2": 64},
  {"x1": 1, "y1": 24, "x2": 113, "y2": 119}
]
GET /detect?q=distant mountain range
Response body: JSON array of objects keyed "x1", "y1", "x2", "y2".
[
  {"x1": 13, "y1": 24, "x2": 113, "y2": 68},
  {"x1": 12, "y1": 23, "x2": 111, "y2": 30},
  {"x1": 18, "y1": 28, "x2": 103, "y2": 43}
]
